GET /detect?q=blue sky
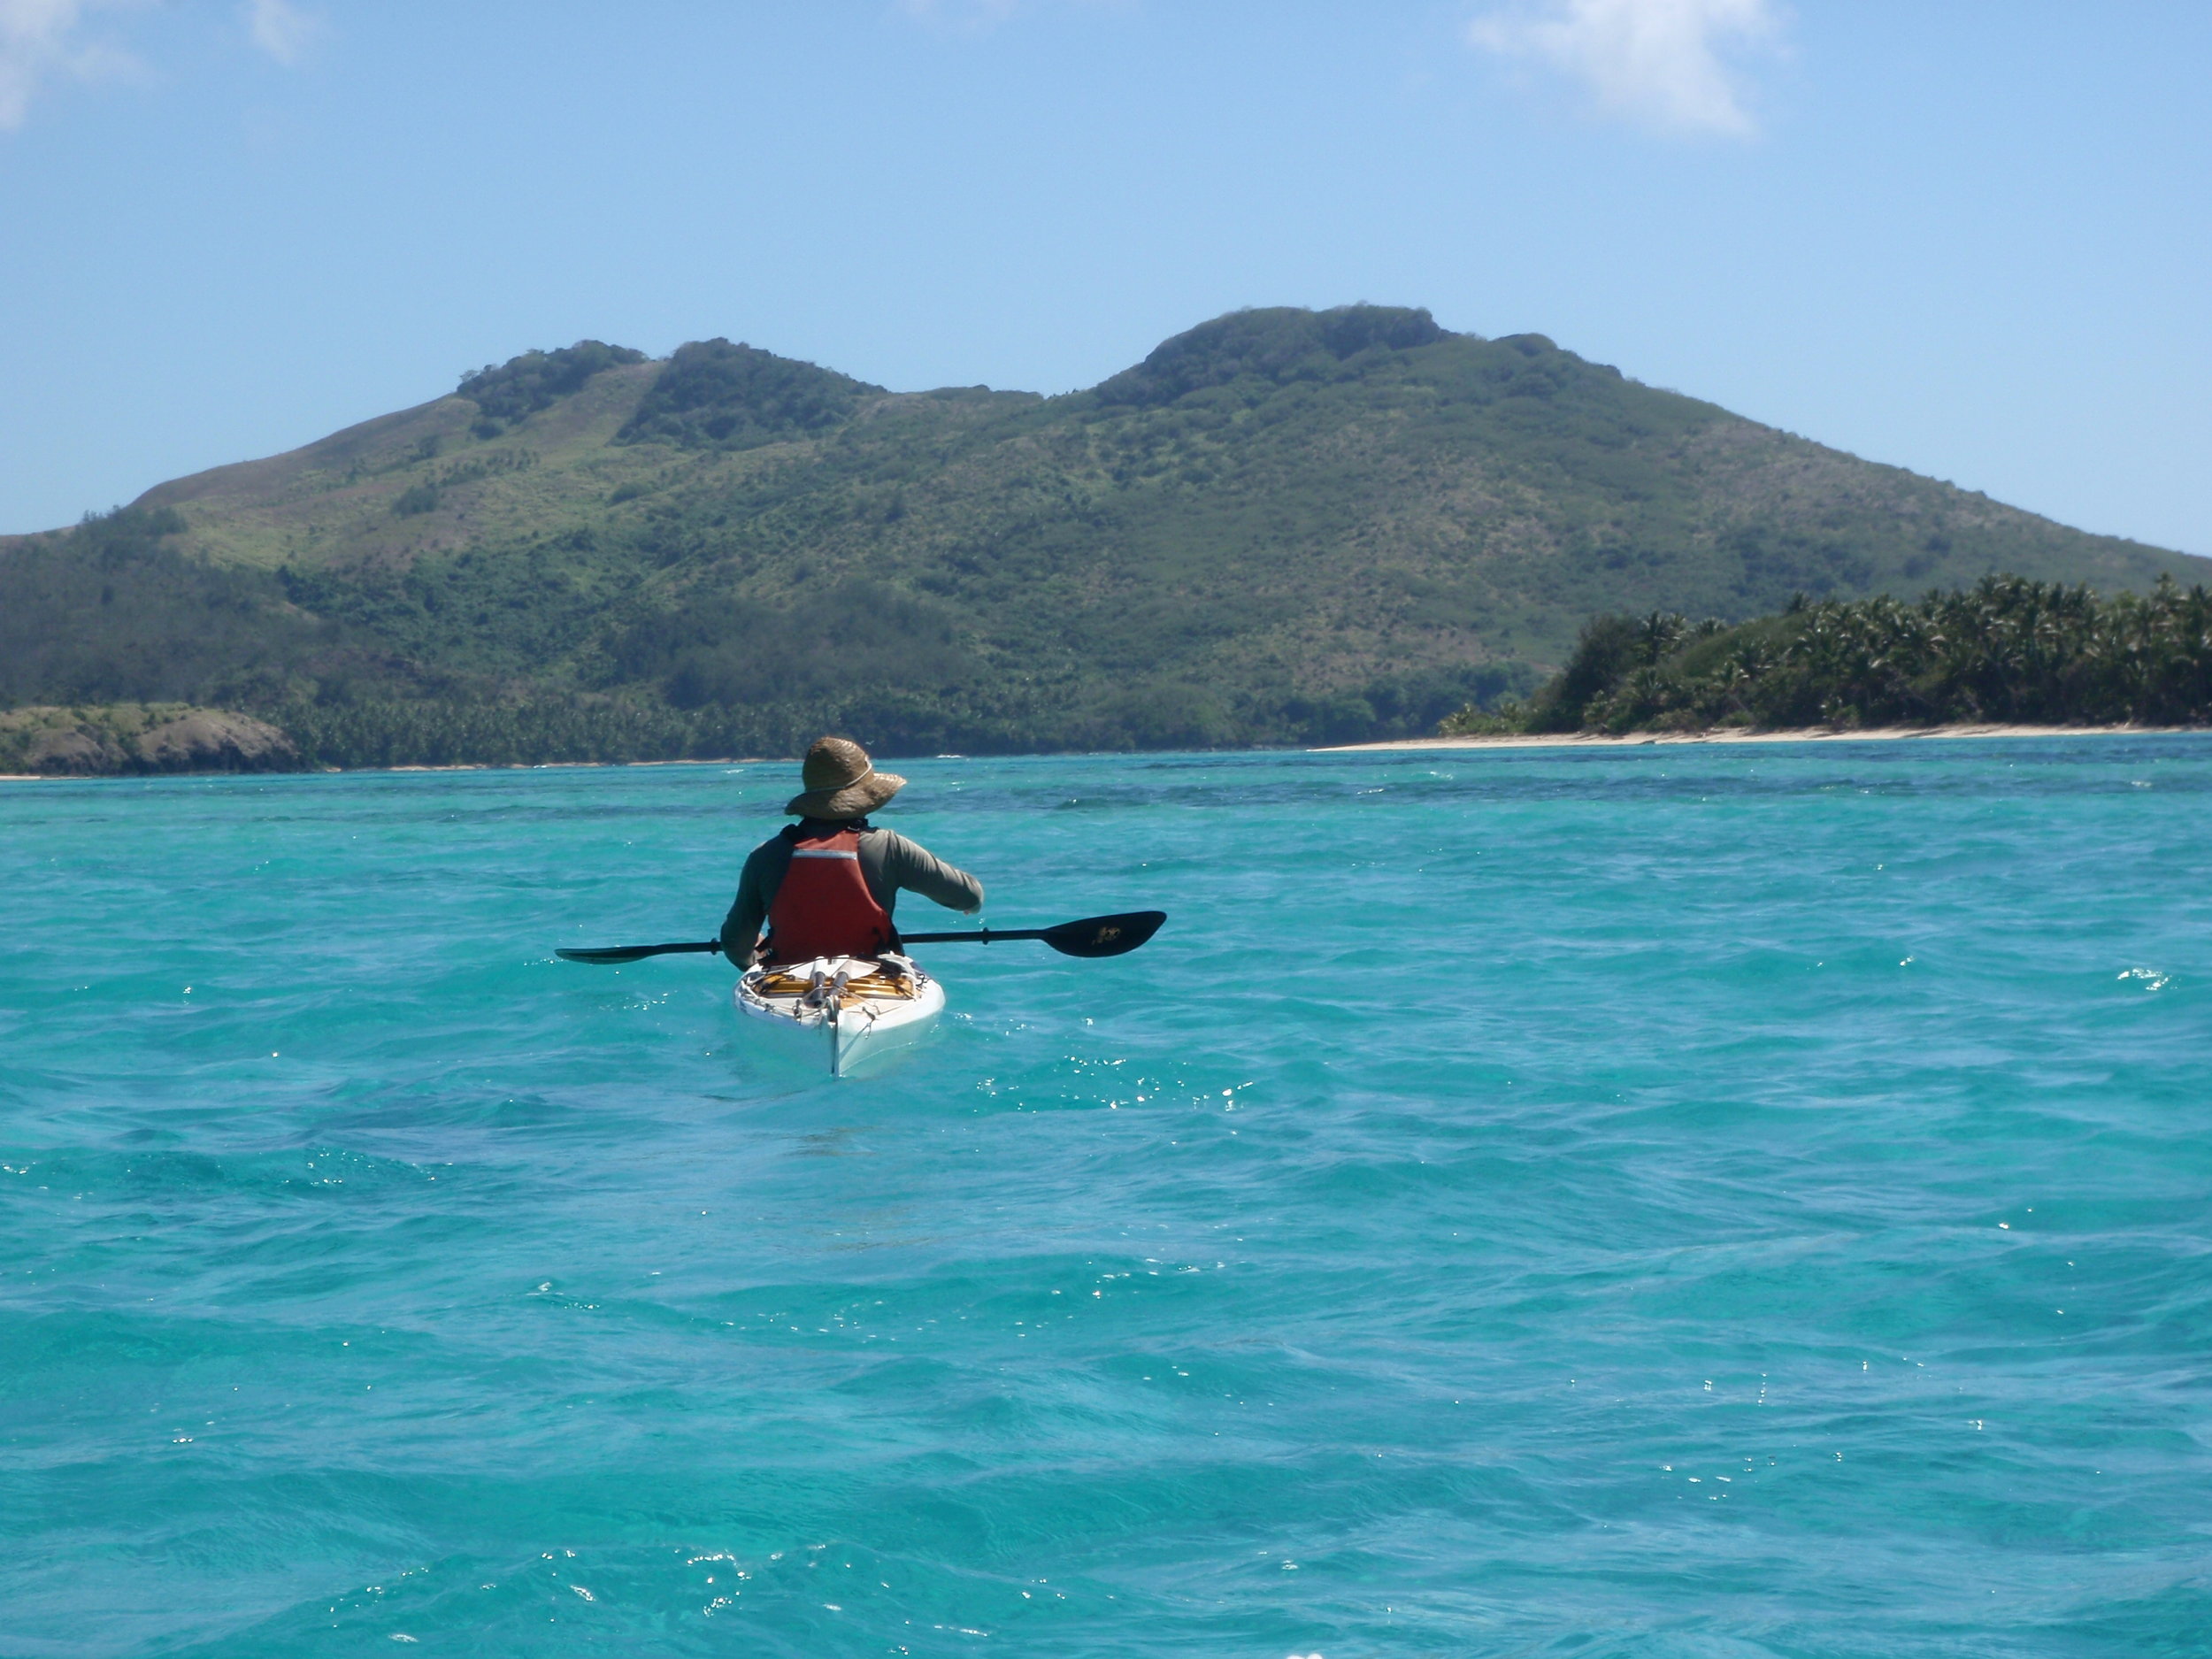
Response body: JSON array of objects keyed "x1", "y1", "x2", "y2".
[{"x1": 2, "y1": 1, "x2": 2206, "y2": 554}]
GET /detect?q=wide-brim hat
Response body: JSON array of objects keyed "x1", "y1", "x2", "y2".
[{"x1": 785, "y1": 735, "x2": 905, "y2": 818}]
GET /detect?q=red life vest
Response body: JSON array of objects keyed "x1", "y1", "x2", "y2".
[{"x1": 764, "y1": 826, "x2": 896, "y2": 964}]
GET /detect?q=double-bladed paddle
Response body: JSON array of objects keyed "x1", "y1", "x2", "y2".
[{"x1": 556, "y1": 910, "x2": 1165, "y2": 966}]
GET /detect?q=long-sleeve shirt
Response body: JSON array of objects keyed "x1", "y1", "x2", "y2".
[{"x1": 718, "y1": 817, "x2": 984, "y2": 966}]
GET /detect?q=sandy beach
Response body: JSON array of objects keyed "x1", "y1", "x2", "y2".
[
  {"x1": 1317, "y1": 722, "x2": 2203, "y2": 753},
  {"x1": 7, "y1": 726, "x2": 2201, "y2": 781}
]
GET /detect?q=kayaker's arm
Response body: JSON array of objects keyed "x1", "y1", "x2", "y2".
[
  {"x1": 717, "y1": 887, "x2": 764, "y2": 969},
  {"x1": 865, "y1": 829, "x2": 984, "y2": 916},
  {"x1": 717, "y1": 838, "x2": 794, "y2": 968}
]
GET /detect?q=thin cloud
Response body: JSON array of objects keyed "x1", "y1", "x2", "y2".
[
  {"x1": 895, "y1": 0, "x2": 1130, "y2": 31},
  {"x1": 1470, "y1": 0, "x2": 1780, "y2": 137},
  {"x1": 896, "y1": 0, "x2": 1023, "y2": 28},
  {"x1": 0, "y1": 0, "x2": 140, "y2": 131},
  {"x1": 244, "y1": 0, "x2": 316, "y2": 65},
  {"x1": 1, "y1": 0, "x2": 309, "y2": 132}
]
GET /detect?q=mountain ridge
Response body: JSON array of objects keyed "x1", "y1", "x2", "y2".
[{"x1": 3, "y1": 305, "x2": 2205, "y2": 761}]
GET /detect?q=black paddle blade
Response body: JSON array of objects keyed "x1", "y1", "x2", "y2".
[
  {"x1": 1041, "y1": 910, "x2": 1166, "y2": 958},
  {"x1": 557, "y1": 941, "x2": 720, "y2": 965}
]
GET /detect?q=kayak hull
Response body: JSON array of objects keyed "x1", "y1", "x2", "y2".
[{"x1": 734, "y1": 954, "x2": 945, "y2": 1078}]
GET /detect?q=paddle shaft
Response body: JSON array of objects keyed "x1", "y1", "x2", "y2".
[
  {"x1": 897, "y1": 926, "x2": 1049, "y2": 944},
  {"x1": 558, "y1": 910, "x2": 1164, "y2": 964},
  {"x1": 890, "y1": 910, "x2": 1165, "y2": 957}
]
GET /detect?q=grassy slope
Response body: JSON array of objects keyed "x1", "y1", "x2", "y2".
[{"x1": 6, "y1": 307, "x2": 2204, "y2": 757}]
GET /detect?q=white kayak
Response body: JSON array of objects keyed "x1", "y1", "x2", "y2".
[{"x1": 734, "y1": 953, "x2": 946, "y2": 1077}]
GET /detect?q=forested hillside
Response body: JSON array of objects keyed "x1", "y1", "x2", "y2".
[
  {"x1": 1443, "y1": 576, "x2": 2212, "y2": 737},
  {"x1": 4, "y1": 305, "x2": 2204, "y2": 768}
]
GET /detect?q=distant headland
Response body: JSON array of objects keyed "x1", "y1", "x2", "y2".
[{"x1": 1425, "y1": 577, "x2": 2210, "y2": 742}]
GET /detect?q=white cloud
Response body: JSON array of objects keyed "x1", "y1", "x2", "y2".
[
  {"x1": 244, "y1": 0, "x2": 315, "y2": 65},
  {"x1": 1470, "y1": 0, "x2": 1780, "y2": 137},
  {"x1": 0, "y1": 0, "x2": 138, "y2": 130},
  {"x1": 0, "y1": 0, "x2": 313, "y2": 132}
]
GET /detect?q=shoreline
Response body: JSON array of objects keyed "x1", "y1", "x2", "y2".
[
  {"x1": 380, "y1": 757, "x2": 770, "y2": 772},
  {"x1": 0, "y1": 756, "x2": 772, "y2": 784},
  {"x1": 1316, "y1": 722, "x2": 2203, "y2": 753},
  {"x1": 5, "y1": 725, "x2": 2203, "y2": 783}
]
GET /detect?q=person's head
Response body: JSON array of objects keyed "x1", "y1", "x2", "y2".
[{"x1": 783, "y1": 735, "x2": 905, "y2": 819}]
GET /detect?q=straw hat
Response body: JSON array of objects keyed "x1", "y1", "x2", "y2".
[{"x1": 784, "y1": 735, "x2": 905, "y2": 818}]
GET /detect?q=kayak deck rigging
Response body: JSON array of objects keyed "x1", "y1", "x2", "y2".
[{"x1": 748, "y1": 962, "x2": 921, "y2": 1009}]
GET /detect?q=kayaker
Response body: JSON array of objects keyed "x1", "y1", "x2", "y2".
[{"x1": 719, "y1": 736, "x2": 984, "y2": 969}]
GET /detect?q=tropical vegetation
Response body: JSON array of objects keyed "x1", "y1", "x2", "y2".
[{"x1": 1445, "y1": 576, "x2": 2212, "y2": 736}]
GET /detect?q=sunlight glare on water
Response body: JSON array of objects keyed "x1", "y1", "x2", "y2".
[{"x1": 2, "y1": 738, "x2": 2208, "y2": 1656}]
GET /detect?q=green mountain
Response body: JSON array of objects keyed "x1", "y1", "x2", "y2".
[{"x1": 4, "y1": 305, "x2": 2204, "y2": 764}]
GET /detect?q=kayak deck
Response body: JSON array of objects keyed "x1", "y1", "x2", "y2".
[{"x1": 734, "y1": 953, "x2": 945, "y2": 1077}]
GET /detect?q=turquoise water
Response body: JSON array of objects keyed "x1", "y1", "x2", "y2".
[{"x1": 4, "y1": 740, "x2": 2208, "y2": 1658}]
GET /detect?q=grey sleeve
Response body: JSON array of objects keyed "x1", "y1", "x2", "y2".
[
  {"x1": 870, "y1": 830, "x2": 984, "y2": 916},
  {"x1": 718, "y1": 840, "x2": 788, "y2": 968}
]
